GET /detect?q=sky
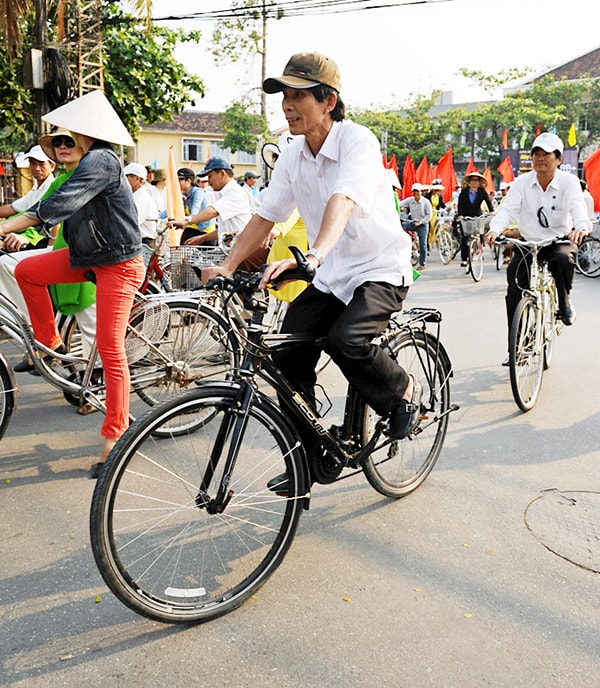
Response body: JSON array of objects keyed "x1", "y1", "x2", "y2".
[{"x1": 149, "y1": 0, "x2": 600, "y2": 128}]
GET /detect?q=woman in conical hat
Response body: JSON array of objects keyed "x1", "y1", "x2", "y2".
[{"x1": 0, "y1": 91, "x2": 144, "y2": 476}]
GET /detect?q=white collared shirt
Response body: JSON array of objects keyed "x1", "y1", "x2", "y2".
[
  {"x1": 257, "y1": 120, "x2": 412, "y2": 304},
  {"x1": 211, "y1": 178, "x2": 253, "y2": 237},
  {"x1": 11, "y1": 174, "x2": 55, "y2": 212},
  {"x1": 133, "y1": 185, "x2": 159, "y2": 240},
  {"x1": 490, "y1": 169, "x2": 592, "y2": 241}
]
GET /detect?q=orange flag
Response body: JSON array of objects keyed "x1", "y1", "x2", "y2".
[
  {"x1": 497, "y1": 155, "x2": 515, "y2": 183},
  {"x1": 436, "y1": 148, "x2": 457, "y2": 203},
  {"x1": 535, "y1": 122, "x2": 541, "y2": 138},
  {"x1": 501, "y1": 128, "x2": 508, "y2": 149},
  {"x1": 465, "y1": 157, "x2": 478, "y2": 175},
  {"x1": 584, "y1": 148, "x2": 600, "y2": 213},
  {"x1": 482, "y1": 166, "x2": 495, "y2": 194},
  {"x1": 166, "y1": 145, "x2": 185, "y2": 247},
  {"x1": 402, "y1": 154, "x2": 417, "y2": 199}
]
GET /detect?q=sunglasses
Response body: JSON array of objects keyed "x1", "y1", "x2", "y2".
[{"x1": 51, "y1": 135, "x2": 76, "y2": 148}]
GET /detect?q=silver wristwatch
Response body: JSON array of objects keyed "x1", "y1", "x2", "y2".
[{"x1": 305, "y1": 248, "x2": 324, "y2": 266}]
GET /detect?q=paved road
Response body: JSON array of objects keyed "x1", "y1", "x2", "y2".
[{"x1": 1, "y1": 253, "x2": 598, "y2": 688}]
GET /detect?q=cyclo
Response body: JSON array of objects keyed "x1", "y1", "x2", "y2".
[{"x1": 89, "y1": 247, "x2": 458, "y2": 624}]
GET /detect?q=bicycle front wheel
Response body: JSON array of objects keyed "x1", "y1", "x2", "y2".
[
  {"x1": 360, "y1": 331, "x2": 451, "y2": 498},
  {"x1": 469, "y1": 236, "x2": 484, "y2": 282},
  {"x1": 90, "y1": 385, "x2": 308, "y2": 624},
  {"x1": 575, "y1": 236, "x2": 600, "y2": 277},
  {"x1": 0, "y1": 353, "x2": 16, "y2": 440},
  {"x1": 509, "y1": 296, "x2": 544, "y2": 411}
]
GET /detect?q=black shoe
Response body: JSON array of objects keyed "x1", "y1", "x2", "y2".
[
  {"x1": 388, "y1": 376, "x2": 423, "y2": 439},
  {"x1": 559, "y1": 305, "x2": 576, "y2": 326},
  {"x1": 501, "y1": 355, "x2": 510, "y2": 367},
  {"x1": 89, "y1": 462, "x2": 105, "y2": 480},
  {"x1": 13, "y1": 343, "x2": 67, "y2": 373}
]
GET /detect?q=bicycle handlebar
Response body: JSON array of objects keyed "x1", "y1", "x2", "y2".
[{"x1": 495, "y1": 234, "x2": 570, "y2": 248}]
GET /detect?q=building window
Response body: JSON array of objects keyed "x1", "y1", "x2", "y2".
[
  {"x1": 235, "y1": 150, "x2": 257, "y2": 164},
  {"x1": 209, "y1": 140, "x2": 232, "y2": 160},
  {"x1": 182, "y1": 138, "x2": 203, "y2": 162}
]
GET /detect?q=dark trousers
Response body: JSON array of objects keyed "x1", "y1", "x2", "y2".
[
  {"x1": 273, "y1": 281, "x2": 410, "y2": 418},
  {"x1": 505, "y1": 242, "x2": 577, "y2": 330}
]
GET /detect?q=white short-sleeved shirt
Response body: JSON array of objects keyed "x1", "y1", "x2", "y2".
[
  {"x1": 257, "y1": 120, "x2": 412, "y2": 304},
  {"x1": 210, "y1": 179, "x2": 253, "y2": 237},
  {"x1": 11, "y1": 174, "x2": 55, "y2": 213},
  {"x1": 133, "y1": 186, "x2": 159, "y2": 240},
  {"x1": 490, "y1": 169, "x2": 592, "y2": 241}
]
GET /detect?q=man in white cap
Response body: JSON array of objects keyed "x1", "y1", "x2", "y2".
[
  {"x1": 487, "y1": 132, "x2": 591, "y2": 360},
  {"x1": 0, "y1": 145, "x2": 56, "y2": 233},
  {"x1": 398, "y1": 182, "x2": 432, "y2": 270},
  {"x1": 124, "y1": 162, "x2": 159, "y2": 244}
]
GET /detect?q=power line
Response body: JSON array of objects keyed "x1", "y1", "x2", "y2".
[{"x1": 152, "y1": 0, "x2": 455, "y2": 23}]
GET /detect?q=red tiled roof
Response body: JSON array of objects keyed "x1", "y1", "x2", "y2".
[{"x1": 141, "y1": 111, "x2": 224, "y2": 135}]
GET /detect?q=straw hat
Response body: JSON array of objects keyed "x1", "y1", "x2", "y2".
[
  {"x1": 42, "y1": 90, "x2": 134, "y2": 147},
  {"x1": 462, "y1": 171, "x2": 487, "y2": 187},
  {"x1": 39, "y1": 128, "x2": 76, "y2": 160}
]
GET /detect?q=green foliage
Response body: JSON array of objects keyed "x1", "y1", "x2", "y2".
[
  {"x1": 0, "y1": 4, "x2": 205, "y2": 147},
  {"x1": 103, "y1": 6, "x2": 205, "y2": 138},
  {"x1": 0, "y1": 43, "x2": 36, "y2": 148},
  {"x1": 220, "y1": 98, "x2": 268, "y2": 153}
]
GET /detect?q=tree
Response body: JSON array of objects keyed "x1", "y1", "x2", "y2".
[
  {"x1": 220, "y1": 97, "x2": 269, "y2": 154},
  {"x1": 0, "y1": 3, "x2": 205, "y2": 147},
  {"x1": 211, "y1": 0, "x2": 283, "y2": 119}
]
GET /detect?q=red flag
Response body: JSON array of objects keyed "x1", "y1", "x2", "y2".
[
  {"x1": 497, "y1": 155, "x2": 515, "y2": 183},
  {"x1": 482, "y1": 166, "x2": 495, "y2": 194},
  {"x1": 415, "y1": 156, "x2": 430, "y2": 185},
  {"x1": 436, "y1": 148, "x2": 457, "y2": 203},
  {"x1": 501, "y1": 128, "x2": 508, "y2": 149},
  {"x1": 402, "y1": 154, "x2": 416, "y2": 199},
  {"x1": 535, "y1": 122, "x2": 541, "y2": 138},
  {"x1": 584, "y1": 148, "x2": 600, "y2": 213},
  {"x1": 465, "y1": 157, "x2": 478, "y2": 175}
]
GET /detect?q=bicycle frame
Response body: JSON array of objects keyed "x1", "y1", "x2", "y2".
[{"x1": 196, "y1": 283, "x2": 455, "y2": 513}]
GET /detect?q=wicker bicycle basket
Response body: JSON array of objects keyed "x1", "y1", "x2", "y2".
[
  {"x1": 460, "y1": 217, "x2": 487, "y2": 237},
  {"x1": 167, "y1": 245, "x2": 227, "y2": 290}
]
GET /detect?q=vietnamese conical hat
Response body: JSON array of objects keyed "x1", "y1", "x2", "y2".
[{"x1": 42, "y1": 90, "x2": 134, "y2": 147}]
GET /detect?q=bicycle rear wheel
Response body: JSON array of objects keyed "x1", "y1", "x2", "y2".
[
  {"x1": 90, "y1": 385, "x2": 308, "y2": 624},
  {"x1": 575, "y1": 236, "x2": 600, "y2": 277},
  {"x1": 509, "y1": 296, "x2": 544, "y2": 411},
  {"x1": 360, "y1": 331, "x2": 451, "y2": 498},
  {"x1": 469, "y1": 236, "x2": 484, "y2": 282}
]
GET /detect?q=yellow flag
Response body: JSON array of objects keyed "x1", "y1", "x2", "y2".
[
  {"x1": 166, "y1": 146, "x2": 185, "y2": 247},
  {"x1": 568, "y1": 123, "x2": 577, "y2": 147}
]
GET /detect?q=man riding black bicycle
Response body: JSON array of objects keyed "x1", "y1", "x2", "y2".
[
  {"x1": 202, "y1": 52, "x2": 420, "y2": 488},
  {"x1": 486, "y1": 132, "x2": 591, "y2": 365}
]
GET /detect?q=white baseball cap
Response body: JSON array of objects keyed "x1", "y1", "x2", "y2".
[
  {"x1": 411, "y1": 182, "x2": 422, "y2": 191},
  {"x1": 531, "y1": 132, "x2": 564, "y2": 155},
  {"x1": 123, "y1": 162, "x2": 147, "y2": 180}
]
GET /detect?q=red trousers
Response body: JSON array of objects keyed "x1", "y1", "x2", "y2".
[{"x1": 15, "y1": 248, "x2": 145, "y2": 439}]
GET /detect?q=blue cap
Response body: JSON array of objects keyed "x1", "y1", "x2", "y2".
[{"x1": 199, "y1": 156, "x2": 233, "y2": 176}]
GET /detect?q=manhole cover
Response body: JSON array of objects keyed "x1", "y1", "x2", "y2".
[{"x1": 524, "y1": 489, "x2": 600, "y2": 573}]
